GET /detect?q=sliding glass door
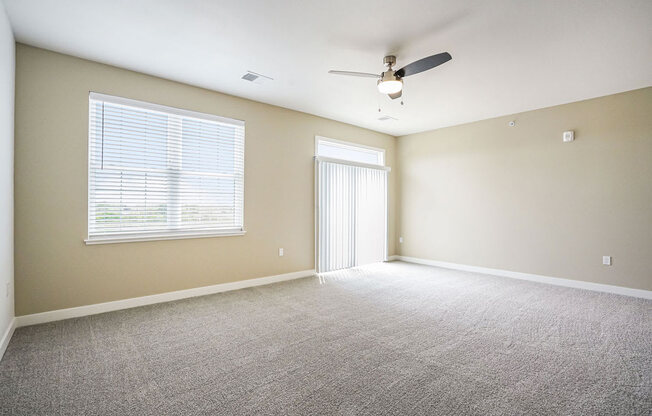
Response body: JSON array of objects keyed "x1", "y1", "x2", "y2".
[{"x1": 315, "y1": 153, "x2": 388, "y2": 273}]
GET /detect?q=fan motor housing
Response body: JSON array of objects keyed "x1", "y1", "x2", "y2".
[
  {"x1": 383, "y1": 55, "x2": 396, "y2": 68},
  {"x1": 380, "y1": 70, "x2": 399, "y2": 82}
]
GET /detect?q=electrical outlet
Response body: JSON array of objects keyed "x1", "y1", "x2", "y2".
[
  {"x1": 279, "y1": 248, "x2": 284, "y2": 257},
  {"x1": 602, "y1": 256, "x2": 612, "y2": 266},
  {"x1": 399, "y1": 237, "x2": 404, "y2": 244}
]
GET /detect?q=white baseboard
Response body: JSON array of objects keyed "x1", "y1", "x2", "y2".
[
  {"x1": 0, "y1": 318, "x2": 16, "y2": 360},
  {"x1": 15, "y1": 269, "x2": 315, "y2": 328},
  {"x1": 392, "y1": 256, "x2": 652, "y2": 300}
]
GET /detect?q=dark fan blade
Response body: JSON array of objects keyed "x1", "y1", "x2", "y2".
[
  {"x1": 328, "y1": 70, "x2": 380, "y2": 78},
  {"x1": 395, "y1": 52, "x2": 452, "y2": 78},
  {"x1": 388, "y1": 90, "x2": 402, "y2": 100}
]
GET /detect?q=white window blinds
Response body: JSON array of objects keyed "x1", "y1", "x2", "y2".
[
  {"x1": 87, "y1": 92, "x2": 245, "y2": 243},
  {"x1": 316, "y1": 159, "x2": 388, "y2": 273}
]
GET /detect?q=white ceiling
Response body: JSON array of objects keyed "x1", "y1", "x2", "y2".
[{"x1": 3, "y1": 0, "x2": 652, "y2": 136}]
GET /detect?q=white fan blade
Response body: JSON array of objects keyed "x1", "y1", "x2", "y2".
[{"x1": 328, "y1": 70, "x2": 380, "y2": 78}]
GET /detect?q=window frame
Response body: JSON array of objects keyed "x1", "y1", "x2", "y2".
[
  {"x1": 314, "y1": 136, "x2": 386, "y2": 167},
  {"x1": 85, "y1": 92, "x2": 246, "y2": 245}
]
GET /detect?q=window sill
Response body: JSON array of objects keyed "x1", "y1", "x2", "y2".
[{"x1": 84, "y1": 230, "x2": 246, "y2": 245}]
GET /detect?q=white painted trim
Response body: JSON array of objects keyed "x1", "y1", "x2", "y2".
[
  {"x1": 315, "y1": 135, "x2": 386, "y2": 157},
  {"x1": 89, "y1": 92, "x2": 245, "y2": 126},
  {"x1": 85, "y1": 230, "x2": 246, "y2": 245},
  {"x1": 0, "y1": 318, "x2": 16, "y2": 360},
  {"x1": 15, "y1": 269, "x2": 315, "y2": 328},
  {"x1": 315, "y1": 135, "x2": 386, "y2": 166},
  {"x1": 314, "y1": 157, "x2": 320, "y2": 273},
  {"x1": 392, "y1": 256, "x2": 652, "y2": 300},
  {"x1": 314, "y1": 156, "x2": 391, "y2": 172}
]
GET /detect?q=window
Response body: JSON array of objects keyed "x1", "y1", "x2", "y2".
[
  {"x1": 316, "y1": 136, "x2": 384, "y2": 166},
  {"x1": 87, "y1": 93, "x2": 245, "y2": 244}
]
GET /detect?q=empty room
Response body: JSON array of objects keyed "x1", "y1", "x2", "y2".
[{"x1": 0, "y1": 0, "x2": 651, "y2": 414}]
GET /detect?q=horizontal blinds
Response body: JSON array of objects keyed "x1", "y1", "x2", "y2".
[{"x1": 88, "y1": 93, "x2": 244, "y2": 240}]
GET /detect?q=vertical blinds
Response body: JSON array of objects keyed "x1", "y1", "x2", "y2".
[
  {"x1": 87, "y1": 92, "x2": 245, "y2": 242},
  {"x1": 316, "y1": 158, "x2": 388, "y2": 273}
]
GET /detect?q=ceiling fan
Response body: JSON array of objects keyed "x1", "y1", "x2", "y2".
[{"x1": 329, "y1": 52, "x2": 452, "y2": 100}]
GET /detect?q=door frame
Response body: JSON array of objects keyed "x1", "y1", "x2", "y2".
[{"x1": 314, "y1": 136, "x2": 390, "y2": 273}]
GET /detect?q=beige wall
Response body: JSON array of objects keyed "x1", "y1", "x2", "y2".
[
  {"x1": 397, "y1": 87, "x2": 652, "y2": 291},
  {"x1": 14, "y1": 44, "x2": 396, "y2": 316},
  {"x1": 14, "y1": 42, "x2": 651, "y2": 316}
]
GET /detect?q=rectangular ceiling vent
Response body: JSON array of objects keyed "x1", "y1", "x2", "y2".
[
  {"x1": 378, "y1": 115, "x2": 398, "y2": 121},
  {"x1": 241, "y1": 71, "x2": 273, "y2": 85}
]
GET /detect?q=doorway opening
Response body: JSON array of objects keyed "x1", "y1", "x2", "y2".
[{"x1": 315, "y1": 136, "x2": 389, "y2": 273}]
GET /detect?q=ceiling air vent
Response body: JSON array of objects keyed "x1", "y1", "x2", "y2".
[
  {"x1": 241, "y1": 71, "x2": 273, "y2": 85},
  {"x1": 378, "y1": 115, "x2": 398, "y2": 121}
]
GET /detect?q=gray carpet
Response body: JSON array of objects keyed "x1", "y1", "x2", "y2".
[{"x1": 0, "y1": 261, "x2": 650, "y2": 415}]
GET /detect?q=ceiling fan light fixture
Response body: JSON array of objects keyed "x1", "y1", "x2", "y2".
[
  {"x1": 377, "y1": 79, "x2": 403, "y2": 94},
  {"x1": 330, "y1": 52, "x2": 451, "y2": 97}
]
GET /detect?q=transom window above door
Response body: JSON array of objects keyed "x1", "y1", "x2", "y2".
[
  {"x1": 86, "y1": 92, "x2": 245, "y2": 244},
  {"x1": 316, "y1": 136, "x2": 385, "y2": 166}
]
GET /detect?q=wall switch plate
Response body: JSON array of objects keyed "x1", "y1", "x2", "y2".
[
  {"x1": 279, "y1": 248, "x2": 284, "y2": 257},
  {"x1": 399, "y1": 237, "x2": 404, "y2": 244},
  {"x1": 603, "y1": 256, "x2": 612, "y2": 266},
  {"x1": 563, "y1": 131, "x2": 574, "y2": 142}
]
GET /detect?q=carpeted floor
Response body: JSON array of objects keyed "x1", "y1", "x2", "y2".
[{"x1": 0, "y1": 261, "x2": 650, "y2": 415}]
